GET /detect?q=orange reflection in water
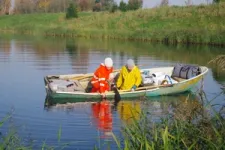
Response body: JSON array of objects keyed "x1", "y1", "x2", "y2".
[{"x1": 91, "y1": 100, "x2": 112, "y2": 137}]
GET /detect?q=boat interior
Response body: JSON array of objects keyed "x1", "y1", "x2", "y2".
[{"x1": 45, "y1": 66, "x2": 207, "y2": 93}]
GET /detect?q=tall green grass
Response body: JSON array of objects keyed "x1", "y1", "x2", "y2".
[
  {"x1": 0, "y1": 113, "x2": 63, "y2": 150},
  {"x1": 0, "y1": 113, "x2": 32, "y2": 149},
  {"x1": 0, "y1": 3, "x2": 225, "y2": 45},
  {"x1": 113, "y1": 92, "x2": 225, "y2": 150}
]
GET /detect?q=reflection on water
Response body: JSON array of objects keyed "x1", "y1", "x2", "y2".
[
  {"x1": 211, "y1": 67, "x2": 225, "y2": 87},
  {"x1": 117, "y1": 101, "x2": 141, "y2": 124},
  {"x1": 171, "y1": 94, "x2": 205, "y2": 121},
  {"x1": 91, "y1": 100, "x2": 113, "y2": 139},
  {"x1": 144, "y1": 92, "x2": 207, "y2": 122},
  {"x1": 45, "y1": 91, "x2": 208, "y2": 127},
  {"x1": 42, "y1": 90, "x2": 216, "y2": 149}
]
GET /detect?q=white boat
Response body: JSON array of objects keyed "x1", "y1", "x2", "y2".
[{"x1": 44, "y1": 66, "x2": 208, "y2": 102}]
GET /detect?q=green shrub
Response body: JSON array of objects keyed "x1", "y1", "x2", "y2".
[
  {"x1": 119, "y1": 1, "x2": 127, "y2": 12},
  {"x1": 66, "y1": 3, "x2": 78, "y2": 19}
]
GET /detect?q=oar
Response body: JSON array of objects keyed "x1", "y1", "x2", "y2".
[
  {"x1": 119, "y1": 84, "x2": 174, "y2": 92},
  {"x1": 111, "y1": 85, "x2": 121, "y2": 110},
  {"x1": 113, "y1": 87, "x2": 121, "y2": 101}
]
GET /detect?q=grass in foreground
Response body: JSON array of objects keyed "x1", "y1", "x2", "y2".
[{"x1": 113, "y1": 92, "x2": 225, "y2": 150}]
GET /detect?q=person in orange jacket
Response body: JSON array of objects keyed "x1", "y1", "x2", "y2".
[{"x1": 91, "y1": 57, "x2": 114, "y2": 99}]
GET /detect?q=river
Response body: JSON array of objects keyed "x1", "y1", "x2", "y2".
[{"x1": 0, "y1": 34, "x2": 224, "y2": 149}]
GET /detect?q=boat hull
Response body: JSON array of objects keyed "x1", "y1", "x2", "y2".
[{"x1": 45, "y1": 67, "x2": 207, "y2": 102}]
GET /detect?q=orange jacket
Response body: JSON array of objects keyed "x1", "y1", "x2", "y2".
[{"x1": 91, "y1": 63, "x2": 113, "y2": 93}]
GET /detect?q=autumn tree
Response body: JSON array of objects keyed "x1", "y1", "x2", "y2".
[
  {"x1": 14, "y1": 0, "x2": 35, "y2": 14},
  {"x1": 48, "y1": 0, "x2": 70, "y2": 13},
  {"x1": 0, "y1": 0, "x2": 11, "y2": 14},
  {"x1": 48, "y1": 0, "x2": 63, "y2": 12},
  {"x1": 0, "y1": 1, "x2": 2, "y2": 14},
  {"x1": 78, "y1": 0, "x2": 89, "y2": 11},
  {"x1": 36, "y1": 0, "x2": 52, "y2": 13}
]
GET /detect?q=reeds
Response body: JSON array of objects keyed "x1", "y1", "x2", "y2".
[
  {"x1": 114, "y1": 110, "x2": 225, "y2": 149},
  {"x1": 208, "y1": 55, "x2": 225, "y2": 70},
  {"x1": 0, "y1": 112, "x2": 63, "y2": 149},
  {"x1": 0, "y1": 113, "x2": 32, "y2": 149},
  {"x1": 113, "y1": 92, "x2": 225, "y2": 150}
]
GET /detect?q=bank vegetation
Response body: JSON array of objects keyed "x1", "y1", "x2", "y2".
[{"x1": 0, "y1": 1, "x2": 225, "y2": 46}]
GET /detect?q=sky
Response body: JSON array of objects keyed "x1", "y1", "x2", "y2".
[{"x1": 115, "y1": 0, "x2": 213, "y2": 8}]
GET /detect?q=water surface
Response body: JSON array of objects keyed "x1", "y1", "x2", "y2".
[{"x1": 0, "y1": 35, "x2": 224, "y2": 149}]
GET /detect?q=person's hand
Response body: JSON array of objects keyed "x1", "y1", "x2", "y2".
[
  {"x1": 131, "y1": 85, "x2": 137, "y2": 91},
  {"x1": 111, "y1": 83, "x2": 117, "y2": 90},
  {"x1": 100, "y1": 92, "x2": 106, "y2": 99}
]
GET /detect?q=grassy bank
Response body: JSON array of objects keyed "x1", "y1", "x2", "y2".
[{"x1": 0, "y1": 3, "x2": 225, "y2": 46}]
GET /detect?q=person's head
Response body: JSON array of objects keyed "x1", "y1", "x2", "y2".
[
  {"x1": 126, "y1": 59, "x2": 135, "y2": 70},
  {"x1": 104, "y1": 57, "x2": 113, "y2": 70}
]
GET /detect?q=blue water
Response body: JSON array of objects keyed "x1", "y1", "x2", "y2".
[{"x1": 0, "y1": 35, "x2": 224, "y2": 149}]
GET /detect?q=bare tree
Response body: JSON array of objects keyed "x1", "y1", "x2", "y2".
[
  {"x1": 48, "y1": 0, "x2": 62, "y2": 12},
  {"x1": 160, "y1": 0, "x2": 169, "y2": 6},
  {"x1": 78, "y1": 0, "x2": 89, "y2": 11},
  {"x1": 185, "y1": 0, "x2": 192, "y2": 6},
  {"x1": 14, "y1": 0, "x2": 36, "y2": 14}
]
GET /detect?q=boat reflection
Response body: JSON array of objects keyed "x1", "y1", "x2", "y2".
[
  {"x1": 44, "y1": 95, "x2": 98, "y2": 110},
  {"x1": 44, "y1": 91, "x2": 207, "y2": 131}
]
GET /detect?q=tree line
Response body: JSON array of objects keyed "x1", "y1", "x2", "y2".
[
  {"x1": 1, "y1": 0, "x2": 224, "y2": 16},
  {"x1": 0, "y1": 0, "x2": 143, "y2": 15}
]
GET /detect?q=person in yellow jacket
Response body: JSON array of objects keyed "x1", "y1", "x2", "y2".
[{"x1": 116, "y1": 59, "x2": 142, "y2": 90}]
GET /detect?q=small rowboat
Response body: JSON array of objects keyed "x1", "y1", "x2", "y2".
[{"x1": 44, "y1": 66, "x2": 208, "y2": 101}]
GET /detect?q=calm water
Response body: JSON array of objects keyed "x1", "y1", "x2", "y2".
[{"x1": 0, "y1": 34, "x2": 224, "y2": 149}]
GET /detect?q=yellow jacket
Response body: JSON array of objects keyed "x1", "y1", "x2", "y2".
[{"x1": 116, "y1": 66, "x2": 142, "y2": 90}]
